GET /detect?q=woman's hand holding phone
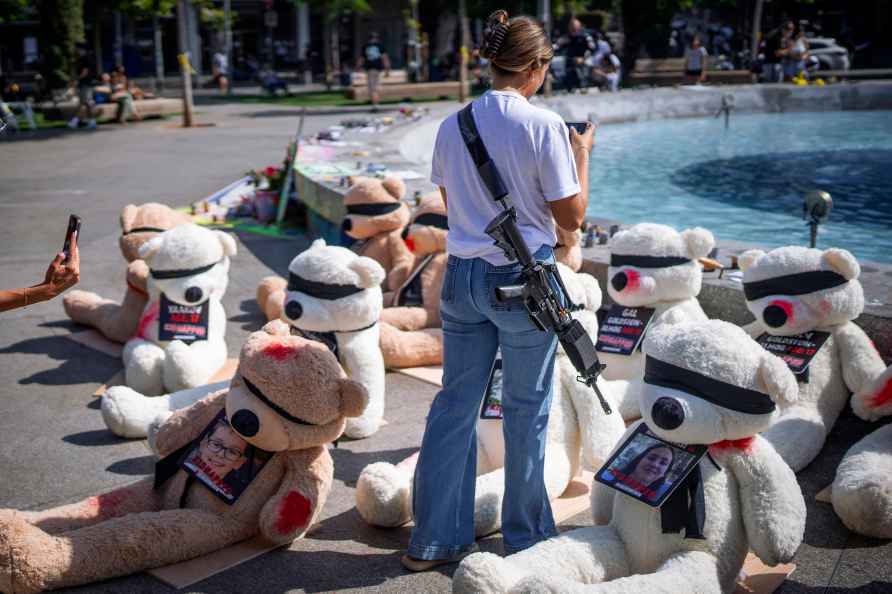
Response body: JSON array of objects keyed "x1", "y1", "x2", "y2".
[
  {"x1": 569, "y1": 121, "x2": 596, "y2": 154},
  {"x1": 42, "y1": 233, "x2": 80, "y2": 298}
]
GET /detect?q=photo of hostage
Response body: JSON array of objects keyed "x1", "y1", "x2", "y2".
[
  {"x1": 599, "y1": 430, "x2": 698, "y2": 504},
  {"x1": 182, "y1": 413, "x2": 264, "y2": 502}
]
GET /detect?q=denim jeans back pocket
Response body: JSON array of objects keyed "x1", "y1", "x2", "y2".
[
  {"x1": 487, "y1": 268, "x2": 525, "y2": 312},
  {"x1": 440, "y1": 256, "x2": 459, "y2": 303}
]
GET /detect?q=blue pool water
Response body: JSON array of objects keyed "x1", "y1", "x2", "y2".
[{"x1": 587, "y1": 110, "x2": 892, "y2": 263}]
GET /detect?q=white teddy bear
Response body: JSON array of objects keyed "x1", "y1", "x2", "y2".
[
  {"x1": 453, "y1": 319, "x2": 806, "y2": 594},
  {"x1": 598, "y1": 223, "x2": 714, "y2": 420},
  {"x1": 739, "y1": 246, "x2": 887, "y2": 472},
  {"x1": 831, "y1": 364, "x2": 892, "y2": 538},
  {"x1": 355, "y1": 266, "x2": 629, "y2": 538},
  {"x1": 102, "y1": 238, "x2": 385, "y2": 441},
  {"x1": 278, "y1": 239, "x2": 386, "y2": 439},
  {"x1": 121, "y1": 224, "x2": 236, "y2": 396}
]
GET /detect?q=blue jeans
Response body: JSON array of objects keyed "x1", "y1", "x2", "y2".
[{"x1": 407, "y1": 245, "x2": 559, "y2": 560}]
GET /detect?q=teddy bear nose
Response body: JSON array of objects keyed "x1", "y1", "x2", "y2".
[
  {"x1": 341, "y1": 218, "x2": 353, "y2": 232},
  {"x1": 651, "y1": 397, "x2": 685, "y2": 430},
  {"x1": 763, "y1": 305, "x2": 788, "y2": 328},
  {"x1": 184, "y1": 286, "x2": 203, "y2": 303},
  {"x1": 285, "y1": 300, "x2": 303, "y2": 320},
  {"x1": 611, "y1": 272, "x2": 628, "y2": 292},
  {"x1": 231, "y1": 409, "x2": 260, "y2": 437}
]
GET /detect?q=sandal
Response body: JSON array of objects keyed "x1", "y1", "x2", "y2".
[{"x1": 400, "y1": 543, "x2": 479, "y2": 572}]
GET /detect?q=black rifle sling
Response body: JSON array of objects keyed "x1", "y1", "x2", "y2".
[{"x1": 457, "y1": 104, "x2": 510, "y2": 202}]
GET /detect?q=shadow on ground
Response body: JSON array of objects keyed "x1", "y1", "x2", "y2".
[{"x1": 0, "y1": 336, "x2": 120, "y2": 385}]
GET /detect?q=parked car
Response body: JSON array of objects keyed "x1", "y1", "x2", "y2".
[{"x1": 807, "y1": 37, "x2": 850, "y2": 71}]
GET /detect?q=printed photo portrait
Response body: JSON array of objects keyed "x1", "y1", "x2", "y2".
[
  {"x1": 181, "y1": 411, "x2": 268, "y2": 504},
  {"x1": 597, "y1": 425, "x2": 702, "y2": 506}
]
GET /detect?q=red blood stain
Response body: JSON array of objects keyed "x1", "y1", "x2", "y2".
[
  {"x1": 870, "y1": 377, "x2": 892, "y2": 408},
  {"x1": 88, "y1": 489, "x2": 129, "y2": 516},
  {"x1": 136, "y1": 301, "x2": 160, "y2": 340},
  {"x1": 625, "y1": 270, "x2": 641, "y2": 291},
  {"x1": 275, "y1": 491, "x2": 312, "y2": 534},
  {"x1": 404, "y1": 237, "x2": 416, "y2": 253},
  {"x1": 263, "y1": 342, "x2": 297, "y2": 361},
  {"x1": 709, "y1": 437, "x2": 755, "y2": 454},
  {"x1": 769, "y1": 299, "x2": 794, "y2": 322}
]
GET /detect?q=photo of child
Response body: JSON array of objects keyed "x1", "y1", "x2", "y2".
[
  {"x1": 597, "y1": 424, "x2": 705, "y2": 507},
  {"x1": 181, "y1": 411, "x2": 269, "y2": 504}
]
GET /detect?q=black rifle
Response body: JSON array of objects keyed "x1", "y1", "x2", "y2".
[{"x1": 458, "y1": 104, "x2": 612, "y2": 415}]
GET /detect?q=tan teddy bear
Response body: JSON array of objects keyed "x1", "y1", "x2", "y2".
[
  {"x1": 341, "y1": 175, "x2": 415, "y2": 292},
  {"x1": 63, "y1": 203, "x2": 191, "y2": 343},
  {"x1": 379, "y1": 192, "x2": 448, "y2": 368},
  {"x1": 0, "y1": 322, "x2": 367, "y2": 593}
]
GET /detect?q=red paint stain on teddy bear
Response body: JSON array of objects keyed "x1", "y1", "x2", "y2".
[
  {"x1": 136, "y1": 301, "x2": 160, "y2": 340},
  {"x1": 275, "y1": 491, "x2": 312, "y2": 534},
  {"x1": 769, "y1": 300, "x2": 794, "y2": 322},
  {"x1": 710, "y1": 437, "x2": 755, "y2": 454},
  {"x1": 625, "y1": 270, "x2": 640, "y2": 291},
  {"x1": 88, "y1": 488, "x2": 130, "y2": 516},
  {"x1": 870, "y1": 377, "x2": 892, "y2": 408},
  {"x1": 263, "y1": 342, "x2": 298, "y2": 361}
]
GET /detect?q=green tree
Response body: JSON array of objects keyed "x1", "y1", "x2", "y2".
[
  {"x1": 38, "y1": 0, "x2": 85, "y2": 90},
  {"x1": 0, "y1": 0, "x2": 30, "y2": 23}
]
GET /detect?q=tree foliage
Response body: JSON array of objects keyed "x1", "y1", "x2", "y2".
[
  {"x1": 38, "y1": 0, "x2": 85, "y2": 89},
  {"x1": 0, "y1": 0, "x2": 31, "y2": 23}
]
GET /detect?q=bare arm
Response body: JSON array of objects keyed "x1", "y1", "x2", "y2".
[
  {"x1": 0, "y1": 235, "x2": 80, "y2": 312},
  {"x1": 549, "y1": 124, "x2": 594, "y2": 231}
]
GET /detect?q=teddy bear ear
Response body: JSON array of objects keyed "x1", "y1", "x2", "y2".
[
  {"x1": 381, "y1": 177, "x2": 406, "y2": 200},
  {"x1": 138, "y1": 235, "x2": 164, "y2": 263},
  {"x1": 681, "y1": 227, "x2": 715, "y2": 260},
  {"x1": 120, "y1": 204, "x2": 138, "y2": 232},
  {"x1": 349, "y1": 256, "x2": 386, "y2": 288},
  {"x1": 822, "y1": 248, "x2": 860, "y2": 280},
  {"x1": 310, "y1": 238, "x2": 327, "y2": 250},
  {"x1": 339, "y1": 378, "x2": 369, "y2": 418},
  {"x1": 756, "y1": 352, "x2": 799, "y2": 405},
  {"x1": 261, "y1": 319, "x2": 291, "y2": 336},
  {"x1": 737, "y1": 249, "x2": 766, "y2": 272},
  {"x1": 215, "y1": 231, "x2": 238, "y2": 257}
]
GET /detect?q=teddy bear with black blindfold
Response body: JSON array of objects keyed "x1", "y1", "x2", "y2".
[
  {"x1": 0, "y1": 323, "x2": 366, "y2": 593},
  {"x1": 63, "y1": 203, "x2": 191, "y2": 343},
  {"x1": 122, "y1": 224, "x2": 236, "y2": 395},
  {"x1": 739, "y1": 246, "x2": 887, "y2": 472},
  {"x1": 453, "y1": 319, "x2": 805, "y2": 594}
]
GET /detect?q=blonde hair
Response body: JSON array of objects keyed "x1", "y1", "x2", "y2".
[{"x1": 480, "y1": 10, "x2": 554, "y2": 74}]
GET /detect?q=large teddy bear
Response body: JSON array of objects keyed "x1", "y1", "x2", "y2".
[
  {"x1": 0, "y1": 323, "x2": 367, "y2": 593},
  {"x1": 341, "y1": 175, "x2": 415, "y2": 293},
  {"x1": 739, "y1": 245, "x2": 887, "y2": 472},
  {"x1": 123, "y1": 224, "x2": 236, "y2": 395},
  {"x1": 454, "y1": 319, "x2": 806, "y2": 594},
  {"x1": 63, "y1": 203, "x2": 191, "y2": 343},
  {"x1": 598, "y1": 223, "x2": 714, "y2": 420},
  {"x1": 378, "y1": 192, "x2": 448, "y2": 368},
  {"x1": 356, "y1": 266, "x2": 628, "y2": 536},
  {"x1": 273, "y1": 239, "x2": 386, "y2": 439},
  {"x1": 831, "y1": 360, "x2": 892, "y2": 538}
]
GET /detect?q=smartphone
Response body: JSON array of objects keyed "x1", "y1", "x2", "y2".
[
  {"x1": 62, "y1": 215, "x2": 82, "y2": 262},
  {"x1": 566, "y1": 121, "x2": 589, "y2": 137}
]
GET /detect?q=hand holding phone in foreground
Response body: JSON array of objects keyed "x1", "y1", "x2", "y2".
[
  {"x1": 43, "y1": 233, "x2": 81, "y2": 297},
  {"x1": 569, "y1": 121, "x2": 596, "y2": 154}
]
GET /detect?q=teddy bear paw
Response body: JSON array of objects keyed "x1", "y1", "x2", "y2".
[
  {"x1": 101, "y1": 386, "x2": 164, "y2": 438},
  {"x1": 509, "y1": 575, "x2": 565, "y2": 594},
  {"x1": 355, "y1": 462, "x2": 412, "y2": 527},
  {"x1": 0, "y1": 511, "x2": 54, "y2": 594},
  {"x1": 344, "y1": 416, "x2": 381, "y2": 440},
  {"x1": 453, "y1": 552, "x2": 513, "y2": 594}
]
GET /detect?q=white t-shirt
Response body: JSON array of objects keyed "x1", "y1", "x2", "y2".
[
  {"x1": 685, "y1": 46, "x2": 708, "y2": 71},
  {"x1": 431, "y1": 90, "x2": 581, "y2": 265}
]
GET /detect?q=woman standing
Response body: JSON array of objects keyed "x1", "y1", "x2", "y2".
[{"x1": 403, "y1": 9, "x2": 594, "y2": 570}]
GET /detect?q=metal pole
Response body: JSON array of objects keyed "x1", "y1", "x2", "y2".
[
  {"x1": 153, "y1": 15, "x2": 165, "y2": 92},
  {"x1": 458, "y1": 0, "x2": 468, "y2": 102},
  {"x1": 114, "y1": 11, "x2": 124, "y2": 68},
  {"x1": 176, "y1": 0, "x2": 194, "y2": 127},
  {"x1": 224, "y1": 0, "x2": 232, "y2": 95},
  {"x1": 538, "y1": 0, "x2": 552, "y2": 96},
  {"x1": 751, "y1": 0, "x2": 764, "y2": 63}
]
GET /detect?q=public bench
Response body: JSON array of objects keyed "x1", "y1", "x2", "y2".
[
  {"x1": 346, "y1": 80, "x2": 470, "y2": 102},
  {"x1": 351, "y1": 69, "x2": 409, "y2": 87},
  {"x1": 628, "y1": 58, "x2": 751, "y2": 87},
  {"x1": 43, "y1": 97, "x2": 181, "y2": 122}
]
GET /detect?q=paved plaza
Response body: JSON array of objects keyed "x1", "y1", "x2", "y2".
[{"x1": 1, "y1": 100, "x2": 890, "y2": 593}]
